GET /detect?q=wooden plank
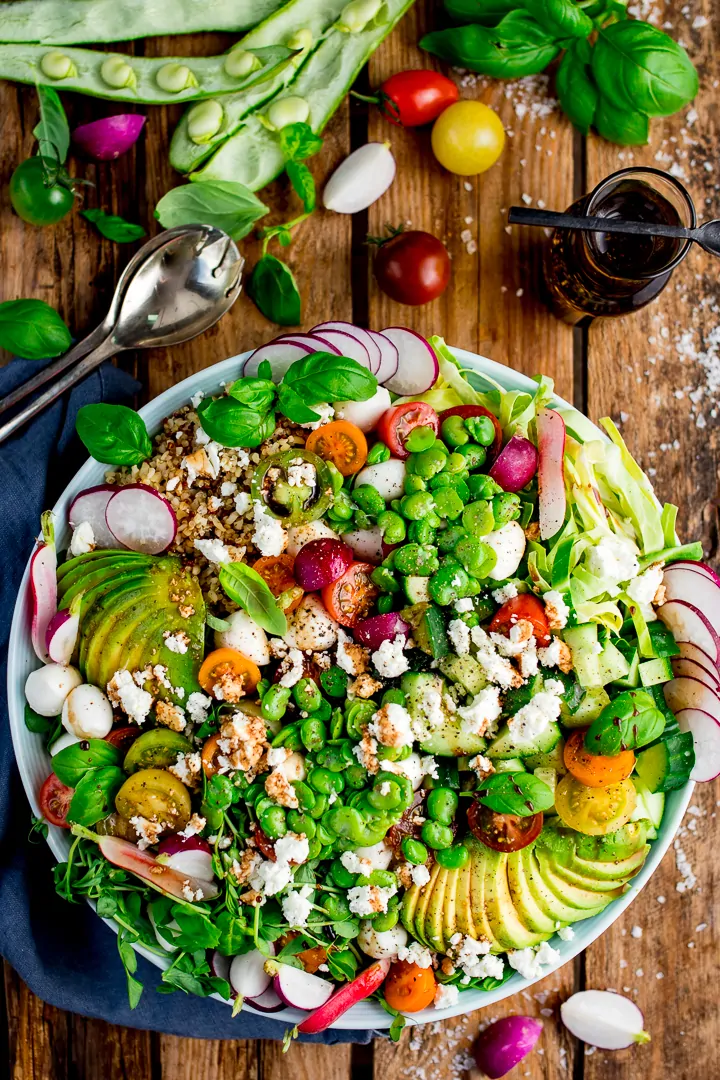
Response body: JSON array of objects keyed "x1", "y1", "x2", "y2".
[
  {"x1": 159, "y1": 1032, "x2": 257, "y2": 1080},
  {"x1": 259, "y1": 1039, "x2": 352, "y2": 1080},
  {"x1": 71, "y1": 1016, "x2": 154, "y2": 1080},
  {"x1": 3, "y1": 965, "x2": 70, "y2": 1080},
  {"x1": 584, "y1": 3, "x2": 719, "y2": 1078}
]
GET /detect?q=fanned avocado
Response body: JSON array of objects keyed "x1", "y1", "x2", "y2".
[
  {"x1": 57, "y1": 550, "x2": 205, "y2": 703},
  {"x1": 401, "y1": 824, "x2": 651, "y2": 954}
]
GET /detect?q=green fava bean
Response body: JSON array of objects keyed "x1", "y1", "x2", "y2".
[
  {"x1": 157, "y1": 62, "x2": 198, "y2": 94},
  {"x1": 329, "y1": 490, "x2": 355, "y2": 521},
  {"x1": 405, "y1": 425, "x2": 437, "y2": 452},
  {"x1": 308, "y1": 792, "x2": 329, "y2": 819},
  {"x1": 40, "y1": 50, "x2": 78, "y2": 80},
  {"x1": 272, "y1": 723, "x2": 303, "y2": 752},
  {"x1": 404, "y1": 474, "x2": 427, "y2": 496},
  {"x1": 372, "y1": 908, "x2": 399, "y2": 931},
  {"x1": 427, "y1": 787, "x2": 459, "y2": 825},
  {"x1": 421, "y1": 820, "x2": 454, "y2": 850},
  {"x1": 293, "y1": 677, "x2": 323, "y2": 712},
  {"x1": 382, "y1": 688, "x2": 406, "y2": 707},
  {"x1": 326, "y1": 806, "x2": 364, "y2": 842},
  {"x1": 315, "y1": 820, "x2": 336, "y2": 845},
  {"x1": 408, "y1": 519, "x2": 436, "y2": 545},
  {"x1": 463, "y1": 499, "x2": 495, "y2": 536},
  {"x1": 262, "y1": 684, "x2": 292, "y2": 722},
  {"x1": 433, "y1": 486, "x2": 464, "y2": 520},
  {"x1": 455, "y1": 536, "x2": 495, "y2": 577},
  {"x1": 458, "y1": 442, "x2": 487, "y2": 469},
  {"x1": 377, "y1": 510, "x2": 406, "y2": 544},
  {"x1": 260, "y1": 805, "x2": 287, "y2": 840},
  {"x1": 306, "y1": 836, "x2": 323, "y2": 860},
  {"x1": 308, "y1": 767, "x2": 343, "y2": 795},
  {"x1": 492, "y1": 492, "x2": 521, "y2": 525},
  {"x1": 292, "y1": 782, "x2": 316, "y2": 812},
  {"x1": 325, "y1": 892, "x2": 352, "y2": 919},
  {"x1": 401, "y1": 837, "x2": 428, "y2": 865},
  {"x1": 400, "y1": 491, "x2": 435, "y2": 520},
  {"x1": 329, "y1": 859, "x2": 356, "y2": 889},
  {"x1": 367, "y1": 441, "x2": 391, "y2": 464},
  {"x1": 437, "y1": 524, "x2": 467, "y2": 552},
  {"x1": 393, "y1": 542, "x2": 440, "y2": 576},
  {"x1": 353, "y1": 484, "x2": 386, "y2": 516},
  {"x1": 371, "y1": 566, "x2": 400, "y2": 593},
  {"x1": 368, "y1": 779, "x2": 402, "y2": 811},
  {"x1": 377, "y1": 594, "x2": 394, "y2": 614},
  {"x1": 465, "y1": 415, "x2": 496, "y2": 446},
  {"x1": 344, "y1": 764, "x2": 367, "y2": 789},
  {"x1": 353, "y1": 510, "x2": 372, "y2": 530},
  {"x1": 320, "y1": 665, "x2": 349, "y2": 699},
  {"x1": 287, "y1": 810, "x2": 316, "y2": 838},
  {"x1": 436, "y1": 844, "x2": 469, "y2": 869},
  {"x1": 441, "y1": 415, "x2": 469, "y2": 447},
  {"x1": 411, "y1": 446, "x2": 447, "y2": 479},
  {"x1": 467, "y1": 474, "x2": 503, "y2": 500},
  {"x1": 300, "y1": 717, "x2": 327, "y2": 752},
  {"x1": 443, "y1": 451, "x2": 469, "y2": 474},
  {"x1": 429, "y1": 564, "x2": 470, "y2": 605}
]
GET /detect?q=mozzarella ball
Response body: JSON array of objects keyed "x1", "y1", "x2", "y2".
[
  {"x1": 357, "y1": 921, "x2": 408, "y2": 960},
  {"x1": 354, "y1": 458, "x2": 406, "y2": 501},
  {"x1": 62, "y1": 683, "x2": 114, "y2": 739},
  {"x1": 334, "y1": 387, "x2": 392, "y2": 433},
  {"x1": 286, "y1": 520, "x2": 339, "y2": 558},
  {"x1": 384, "y1": 751, "x2": 425, "y2": 791},
  {"x1": 485, "y1": 520, "x2": 527, "y2": 580},
  {"x1": 286, "y1": 594, "x2": 339, "y2": 651},
  {"x1": 354, "y1": 841, "x2": 393, "y2": 870},
  {"x1": 275, "y1": 750, "x2": 307, "y2": 783},
  {"x1": 215, "y1": 609, "x2": 270, "y2": 666},
  {"x1": 49, "y1": 730, "x2": 81, "y2": 757},
  {"x1": 25, "y1": 663, "x2": 82, "y2": 717}
]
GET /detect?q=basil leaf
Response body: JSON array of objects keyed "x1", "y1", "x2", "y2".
[
  {"x1": 227, "y1": 377, "x2": 277, "y2": 412},
  {"x1": 0, "y1": 298, "x2": 71, "y2": 360},
  {"x1": 585, "y1": 689, "x2": 665, "y2": 755},
  {"x1": 420, "y1": 16, "x2": 560, "y2": 78},
  {"x1": 24, "y1": 702, "x2": 54, "y2": 734},
  {"x1": 444, "y1": 0, "x2": 519, "y2": 26},
  {"x1": 218, "y1": 562, "x2": 288, "y2": 636},
  {"x1": 555, "y1": 40, "x2": 598, "y2": 134},
  {"x1": 286, "y1": 160, "x2": 316, "y2": 213},
  {"x1": 206, "y1": 612, "x2": 232, "y2": 632},
  {"x1": 33, "y1": 85, "x2": 70, "y2": 164},
  {"x1": 521, "y1": 0, "x2": 593, "y2": 39},
  {"x1": 276, "y1": 383, "x2": 321, "y2": 425},
  {"x1": 283, "y1": 351, "x2": 377, "y2": 404},
  {"x1": 476, "y1": 771, "x2": 554, "y2": 816},
  {"x1": 52, "y1": 738, "x2": 122, "y2": 787},
  {"x1": 257, "y1": 360, "x2": 272, "y2": 380},
  {"x1": 247, "y1": 254, "x2": 302, "y2": 326},
  {"x1": 67, "y1": 765, "x2": 126, "y2": 826},
  {"x1": 594, "y1": 94, "x2": 649, "y2": 145},
  {"x1": 593, "y1": 21, "x2": 699, "y2": 118},
  {"x1": 81, "y1": 208, "x2": 146, "y2": 244},
  {"x1": 197, "y1": 395, "x2": 276, "y2": 448},
  {"x1": 76, "y1": 403, "x2": 153, "y2": 465},
  {"x1": 279, "y1": 121, "x2": 323, "y2": 162},
  {"x1": 155, "y1": 181, "x2": 268, "y2": 240}
]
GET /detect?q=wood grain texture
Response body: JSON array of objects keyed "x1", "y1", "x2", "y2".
[{"x1": 159, "y1": 1032, "x2": 257, "y2": 1080}]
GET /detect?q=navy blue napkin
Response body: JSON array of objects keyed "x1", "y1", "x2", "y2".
[{"x1": 0, "y1": 357, "x2": 377, "y2": 1043}]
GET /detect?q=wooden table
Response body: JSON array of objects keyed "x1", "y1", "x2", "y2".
[{"x1": 1, "y1": 2, "x2": 718, "y2": 1078}]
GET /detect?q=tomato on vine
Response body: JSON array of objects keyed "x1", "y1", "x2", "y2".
[
  {"x1": 356, "y1": 70, "x2": 459, "y2": 127},
  {"x1": 9, "y1": 156, "x2": 76, "y2": 227}
]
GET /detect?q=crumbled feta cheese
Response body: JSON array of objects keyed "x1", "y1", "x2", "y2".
[
  {"x1": 451, "y1": 935, "x2": 504, "y2": 980},
  {"x1": 453, "y1": 597, "x2": 474, "y2": 613},
  {"x1": 421, "y1": 754, "x2": 439, "y2": 779},
  {"x1": 470, "y1": 628, "x2": 521, "y2": 688},
  {"x1": 168, "y1": 750, "x2": 202, "y2": 786},
  {"x1": 252, "y1": 499, "x2": 288, "y2": 557},
  {"x1": 274, "y1": 833, "x2": 310, "y2": 866},
  {"x1": 336, "y1": 629, "x2": 369, "y2": 676},
  {"x1": 234, "y1": 491, "x2": 251, "y2": 516},
  {"x1": 586, "y1": 535, "x2": 640, "y2": 590},
  {"x1": 414, "y1": 683, "x2": 445, "y2": 730},
  {"x1": 348, "y1": 883, "x2": 397, "y2": 916},
  {"x1": 340, "y1": 850, "x2": 373, "y2": 876},
  {"x1": 186, "y1": 692, "x2": 212, "y2": 724},
  {"x1": 156, "y1": 699, "x2": 187, "y2": 732},
  {"x1": 353, "y1": 730, "x2": 380, "y2": 774},
  {"x1": 468, "y1": 753, "x2": 494, "y2": 779},
  {"x1": 70, "y1": 521, "x2": 95, "y2": 556},
  {"x1": 181, "y1": 881, "x2": 205, "y2": 902},
  {"x1": 220, "y1": 481, "x2": 237, "y2": 497},
  {"x1": 190, "y1": 390, "x2": 205, "y2": 409},
  {"x1": 178, "y1": 813, "x2": 206, "y2": 839},
  {"x1": 250, "y1": 858, "x2": 293, "y2": 897},
  {"x1": 130, "y1": 815, "x2": 162, "y2": 850},
  {"x1": 287, "y1": 459, "x2": 317, "y2": 488},
  {"x1": 434, "y1": 983, "x2": 460, "y2": 1010},
  {"x1": 107, "y1": 669, "x2": 153, "y2": 725},
  {"x1": 371, "y1": 635, "x2": 409, "y2": 678},
  {"x1": 278, "y1": 648, "x2": 305, "y2": 688},
  {"x1": 508, "y1": 942, "x2": 560, "y2": 980},
  {"x1": 299, "y1": 402, "x2": 334, "y2": 430},
  {"x1": 557, "y1": 926, "x2": 575, "y2": 941},
  {"x1": 163, "y1": 631, "x2": 190, "y2": 654},
  {"x1": 281, "y1": 885, "x2": 314, "y2": 928},
  {"x1": 509, "y1": 685, "x2": 563, "y2": 743},
  {"x1": 369, "y1": 702, "x2": 414, "y2": 748},
  {"x1": 543, "y1": 589, "x2": 570, "y2": 629},
  {"x1": 166, "y1": 476, "x2": 181, "y2": 492},
  {"x1": 537, "y1": 637, "x2": 563, "y2": 668},
  {"x1": 492, "y1": 582, "x2": 518, "y2": 605},
  {"x1": 519, "y1": 639, "x2": 539, "y2": 678},
  {"x1": 627, "y1": 565, "x2": 665, "y2": 606},
  {"x1": 397, "y1": 940, "x2": 434, "y2": 968},
  {"x1": 457, "y1": 686, "x2": 502, "y2": 737},
  {"x1": 448, "y1": 619, "x2": 471, "y2": 656},
  {"x1": 193, "y1": 538, "x2": 232, "y2": 565},
  {"x1": 411, "y1": 864, "x2": 431, "y2": 888}
]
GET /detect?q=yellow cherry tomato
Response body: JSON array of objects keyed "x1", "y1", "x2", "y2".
[
  {"x1": 431, "y1": 100, "x2": 506, "y2": 176},
  {"x1": 554, "y1": 774, "x2": 636, "y2": 836}
]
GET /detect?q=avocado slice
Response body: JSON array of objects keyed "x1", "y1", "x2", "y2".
[
  {"x1": 572, "y1": 847, "x2": 648, "y2": 883},
  {"x1": 441, "y1": 864, "x2": 461, "y2": 952},
  {"x1": 483, "y1": 846, "x2": 547, "y2": 949},
  {"x1": 83, "y1": 589, "x2": 158, "y2": 683},
  {"x1": 467, "y1": 839, "x2": 504, "y2": 952},
  {"x1": 410, "y1": 861, "x2": 443, "y2": 949},
  {"x1": 534, "y1": 848, "x2": 613, "y2": 913},
  {"x1": 57, "y1": 552, "x2": 150, "y2": 600},
  {"x1": 57, "y1": 548, "x2": 147, "y2": 582},
  {"x1": 550, "y1": 860, "x2": 629, "y2": 894},
  {"x1": 507, "y1": 849, "x2": 557, "y2": 935},
  {"x1": 79, "y1": 583, "x2": 155, "y2": 670},
  {"x1": 521, "y1": 845, "x2": 594, "y2": 925},
  {"x1": 454, "y1": 849, "x2": 478, "y2": 942},
  {"x1": 423, "y1": 865, "x2": 450, "y2": 952},
  {"x1": 76, "y1": 572, "x2": 152, "y2": 643}
]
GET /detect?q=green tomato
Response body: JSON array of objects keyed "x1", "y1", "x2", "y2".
[{"x1": 10, "y1": 157, "x2": 75, "y2": 227}]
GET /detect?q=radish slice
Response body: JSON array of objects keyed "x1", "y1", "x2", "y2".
[
  {"x1": 677, "y1": 641, "x2": 720, "y2": 683},
  {"x1": 242, "y1": 338, "x2": 320, "y2": 380},
  {"x1": 247, "y1": 985, "x2": 284, "y2": 1013},
  {"x1": 658, "y1": 600, "x2": 720, "y2": 664},
  {"x1": 671, "y1": 656, "x2": 720, "y2": 690},
  {"x1": 561, "y1": 990, "x2": 650, "y2": 1050},
  {"x1": 307, "y1": 328, "x2": 373, "y2": 371},
  {"x1": 342, "y1": 526, "x2": 385, "y2": 564},
  {"x1": 312, "y1": 322, "x2": 383, "y2": 374},
  {"x1": 98, "y1": 836, "x2": 220, "y2": 901},
  {"x1": 662, "y1": 566, "x2": 720, "y2": 636},
  {"x1": 230, "y1": 947, "x2": 274, "y2": 1000},
  {"x1": 668, "y1": 560, "x2": 720, "y2": 588},
  {"x1": 298, "y1": 958, "x2": 391, "y2": 1034},
  {"x1": 675, "y1": 708, "x2": 720, "y2": 781},
  {"x1": 209, "y1": 950, "x2": 231, "y2": 983},
  {"x1": 105, "y1": 484, "x2": 177, "y2": 555},
  {"x1": 46, "y1": 596, "x2": 81, "y2": 665},
  {"x1": 31, "y1": 511, "x2": 57, "y2": 664},
  {"x1": 367, "y1": 329, "x2": 399, "y2": 383},
  {"x1": 664, "y1": 676, "x2": 720, "y2": 719},
  {"x1": 537, "y1": 408, "x2": 566, "y2": 540},
  {"x1": 273, "y1": 965, "x2": 334, "y2": 1011},
  {"x1": 69, "y1": 485, "x2": 122, "y2": 550},
  {"x1": 275, "y1": 332, "x2": 341, "y2": 355},
  {"x1": 379, "y1": 327, "x2": 439, "y2": 395},
  {"x1": 157, "y1": 835, "x2": 214, "y2": 883}
]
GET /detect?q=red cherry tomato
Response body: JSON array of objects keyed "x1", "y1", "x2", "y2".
[
  {"x1": 373, "y1": 229, "x2": 451, "y2": 306},
  {"x1": 254, "y1": 824, "x2": 277, "y2": 861},
  {"x1": 439, "y1": 404, "x2": 503, "y2": 461},
  {"x1": 321, "y1": 561, "x2": 379, "y2": 627},
  {"x1": 378, "y1": 70, "x2": 459, "y2": 127},
  {"x1": 39, "y1": 773, "x2": 74, "y2": 828},
  {"x1": 105, "y1": 726, "x2": 140, "y2": 755},
  {"x1": 489, "y1": 593, "x2": 551, "y2": 646},
  {"x1": 467, "y1": 801, "x2": 544, "y2": 853},
  {"x1": 376, "y1": 402, "x2": 440, "y2": 460}
]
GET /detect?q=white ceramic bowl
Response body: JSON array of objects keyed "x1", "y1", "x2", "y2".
[{"x1": 7, "y1": 346, "x2": 693, "y2": 1029}]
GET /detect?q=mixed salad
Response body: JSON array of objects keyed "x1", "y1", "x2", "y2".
[{"x1": 21, "y1": 325, "x2": 715, "y2": 1036}]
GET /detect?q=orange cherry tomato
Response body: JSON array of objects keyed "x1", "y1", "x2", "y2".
[
  {"x1": 384, "y1": 960, "x2": 437, "y2": 1013},
  {"x1": 198, "y1": 647, "x2": 261, "y2": 698},
  {"x1": 321, "y1": 561, "x2": 379, "y2": 627},
  {"x1": 489, "y1": 593, "x2": 551, "y2": 646},
  {"x1": 201, "y1": 733, "x2": 223, "y2": 778},
  {"x1": 253, "y1": 553, "x2": 303, "y2": 613},
  {"x1": 305, "y1": 420, "x2": 368, "y2": 477},
  {"x1": 564, "y1": 729, "x2": 635, "y2": 788}
]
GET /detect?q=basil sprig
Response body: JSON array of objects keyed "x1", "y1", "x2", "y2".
[
  {"x1": 421, "y1": 0, "x2": 699, "y2": 146},
  {"x1": 52, "y1": 739, "x2": 122, "y2": 786},
  {"x1": 284, "y1": 351, "x2": 378, "y2": 403},
  {"x1": 0, "y1": 298, "x2": 72, "y2": 359},
  {"x1": 218, "y1": 562, "x2": 287, "y2": 637},
  {"x1": 154, "y1": 180, "x2": 268, "y2": 240},
  {"x1": 476, "y1": 771, "x2": 555, "y2": 816},
  {"x1": 198, "y1": 394, "x2": 276, "y2": 448},
  {"x1": 76, "y1": 403, "x2": 153, "y2": 465},
  {"x1": 82, "y1": 208, "x2": 146, "y2": 244},
  {"x1": 585, "y1": 689, "x2": 665, "y2": 756}
]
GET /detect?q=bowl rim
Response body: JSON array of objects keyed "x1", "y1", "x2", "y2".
[{"x1": 7, "y1": 344, "x2": 693, "y2": 1030}]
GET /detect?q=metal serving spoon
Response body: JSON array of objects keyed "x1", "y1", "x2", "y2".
[
  {"x1": 508, "y1": 206, "x2": 720, "y2": 256},
  {"x1": 0, "y1": 224, "x2": 244, "y2": 444}
]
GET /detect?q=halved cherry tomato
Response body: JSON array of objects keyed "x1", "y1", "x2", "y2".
[
  {"x1": 105, "y1": 726, "x2": 141, "y2": 755},
  {"x1": 554, "y1": 773, "x2": 636, "y2": 835},
  {"x1": 384, "y1": 960, "x2": 437, "y2": 1013},
  {"x1": 253, "y1": 553, "x2": 303, "y2": 613},
  {"x1": 254, "y1": 823, "x2": 277, "y2": 861},
  {"x1": 564, "y1": 729, "x2": 635, "y2": 788},
  {"x1": 321, "y1": 561, "x2": 379, "y2": 627},
  {"x1": 489, "y1": 593, "x2": 551, "y2": 646},
  {"x1": 467, "y1": 801, "x2": 543, "y2": 853},
  {"x1": 375, "y1": 70, "x2": 459, "y2": 127},
  {"x1": 376, "y1": 402, "x2": 440, "y2": 460},
  {"x1": 305, "y1": 420, "x2": 368, "y2": 477},
  {"x1": 39, "y1": 773, "x2": 74, "y2": 828},
  {"x1": 439, "y1": 404, "x2": 503, "y2": 461},
  {"x1": 198, "y1": 647, "x2": 261, "y2": 697},
  {"x1": 201, "y1": 733, "x2": 222, "y2": 778}
]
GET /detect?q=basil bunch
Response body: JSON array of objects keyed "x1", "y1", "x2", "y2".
[
  {"x1": 421, "y1": 0, "x2": 699, "y2": 145},
  {"x1": 52, "y1": 739, "x2": 125, "y2": 827}
]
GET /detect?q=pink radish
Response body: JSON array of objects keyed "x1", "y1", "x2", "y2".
[
  {"x1": 561, "y1": 990, "x2": 649, "y2": 1050},
  {"x1": 229, "y1": 946, "x2": 275, "y2": 1001},
  {"x1": 275, "y1": 332, "x2": 340, "y2": 354},
  {"x1": 489, "y1": 435, "x2": 539, "y2": 494},
  {"x1": 242, "y1": 338, "x2": 320, "y2": 380},
  {"x1": 379, "y1": 328, "x2": 439, "y2": 395},
  {"x1": 31, "y1": 511, "x2": 57, "y2": 664},
  {"x1": 342, "y1": 526, "x2": 385, "y2": 564},
  {"x1": 474, "y1": 1016, "x2": 543, "y2": 1078},
  {"x1": 662, "y1": 565, "x2": 720, "y2": 636},
  {"x1": 677, "y1": 641, "x2": 720, "y2": 683},
  {"x1": 664, "y1": 676, "x2": 720, "y2": 719},
  {"x1": 307, "y1": 328, "x2": 372, "y2": 371},
  {"x1": 367, "y1": 329, "x2": 399, "y2": 383},
  {"x1": 674, "y1": 708, "x2": 720, "y2": 781},
  {"x1": 536, "y1": 408, "x2": 566, "y2": 540},
  {"x1": 157, "y1": 834, "x2": 214, "y2": 883},
  {"x1": 312, "y1": 322, "x2": 383, "y2": 374},
  {"x1": 298, "y1": 958, "x2": 390, "y2": 1034},
  {"x1": 105, "y1": 484, "x2": 177, "y2": 555},
  {"x1": 247, "y1": 985, "x2": 284, "y2": 1013},
  {"x1": 46, "y1": 593, "x2": 83, "y2": 665},
  {"x1": 667, "y1": 560, "x2": 720, "y2": 588},
  {"x1": 209, "y1": 950, "x2": 231, "y2": 983},
  {"x1": 671, "y1": 656, "x2": 720, "y2": 690},
  {"x1": 98, "y1": 836, "x2": 220, "y2": 901},
  {"x1": 272, "y1": 964, "x2": 334, "y2": 1011},
  {"x1": 658, "y1": 600, "x2": 720, "y2": 664},
  {"x1": 69, "y1": 485, "x2": 122, "y2": 550}
]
